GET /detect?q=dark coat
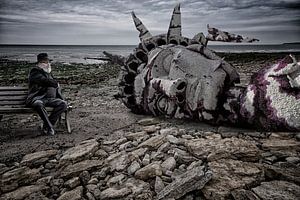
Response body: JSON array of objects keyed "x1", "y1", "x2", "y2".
[{"x1": 26, "y1": 67, "x2": 63, "y2": 105}]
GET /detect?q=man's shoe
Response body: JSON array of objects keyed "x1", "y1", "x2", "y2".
[{"x1": 47, "y1": 128, "x2": 55, "y2": 136}]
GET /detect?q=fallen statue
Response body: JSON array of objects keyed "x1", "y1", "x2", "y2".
[{"x1": 102, "y1": 4, "x2": 300, "y2": 131}]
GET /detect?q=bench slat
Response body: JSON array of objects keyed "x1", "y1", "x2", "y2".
[
  {"x1": 0, "y1": 91, "x2": 28, "y2": 96},
  {"x1": 0, "y1": 87, "x2": 28, "y2": 91},
  {"x1": 0, "y1": 107, "x2": 54, "y2": 114},
  {"x1": 0, "y1": 96, "x2": 27, "y2": 101},
  {"x1": 0, "y1": 100, "x2": 26, "y2": 105}
]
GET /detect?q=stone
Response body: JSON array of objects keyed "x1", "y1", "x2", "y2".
[
  {"x1": 79, "y1": 170, "x2": 90, "y2": 185},
  {"x1": 57, "y1": 186, "x2": 83, "y2": 200},
  {"x1": 156, "y1": 165, "x2": 212, "y2": 200},
  {"x1": 171, "y1": 148, "x2": 197, "y2": 164},
  {"x1": 20, "y1": 150, "x2": 58, "y2": 167},
  {"x1": 100, "y1": 187, "x2": 132, "y2": 199},
  {"x1": 94, "y1": 149, "x2": 108, "y2": 159},
  {"x1": 115, "y1": 138, "x2": 128, "y2": 146},
  {"x1": 185, "y1": 137, "x2": 260, "y2": 162},
  {"x1": 286, "y1": 156, "x2": 300, "y2": 164},
  {"x1": 261, "y1": 138, "x2": 300, "y2": 157},
  {"x1": 135, "y1": 162, "x2": 163, "y2": 180},
  {"x1": 160, "y1": 128, "x2": 178, "y2": 136},
  {"x1": 107, "y1": 174, "x2": 126, "y2": 186},
  {"x1": 86, "y1": 192, "x2": 96, "y2": 200},
  {"x1": 119, "y1": 141, "x2": 133, "y2": 151},
  {"x1": 129, "y1": 148, "x2": 148, "y2": 158},
  {"x1": 263, "y1": 163, "x2": 300, "y2": 184},
  {"x1": 155, "y1": 176, "x2": 165, "y2": 193},
  {"x1": 142, "y1": 154, "x2": 150, "y2": 166},
  {"x1": 125, "y1": 131, "x2": 147, "y2": 141},
  {"x1": 252, "y1": 181, "x2": 300, "y2": 200},
  {"x1": 60, "y1": 139, "x2": 99, "y2": 163},
  {"x1": 138, "y1": 118, "x2": 160, "y2": 126},
  {"x1": 264, "y1": 156, "x2": 277, "y2": 164},
  {"x1": 88, "y1": 178, "x2": 98, "y2": 185},
  {"x1": 106, "y1": 152, "x2": 131, "y2": 172},
  {"x1": 157, "y1": 142, "x2": 171, "y2": 153},
  {"x1": 0, "y1": 185, "x2": 48, "y2": 200},
  {"x1": 0, "y1": 167, "x2": 41, "y2": 192},
  {"x1": 128, "y1": 160, "x2": 141, "y2": 175},
  {"x1": 231, "y1": 189, "x2": 260, "y2": 200},
  {"x1": 161, "y1": 157, "x2": 176, "y2": 173},
  {"x1": 125, "y1": 178, "x2": 151, "y2": 196},
  {"x1": 166, "y1": 135, "x2": 180, "y2": 144},
  {"x1": 144, "y1": 125, "x2": 157, "y2": 133},
  {"x1": 86, "y1": 184, "x2": 101, "y2": 199},
  {"x1": 187, "y1": 161, "x2": 203, "y2": 170},
  {"x1": 52, "y1": 178, "x2": 64, "y2": 188},
  {"x1": 202, "y1": 159, "x2": 263, "y2": 200},
  {"x1": 37, "y1": 176, "x2": 53, "y2": 185},
  {"x1": 0, "y1": 163, "x2": 9, "y2": 175},
  {"x1": 295, "y1": 133, "x2": 300, "y2": 141},
  {"x1": 64, "y1": 177, "x2": 80, "y2": 189},
  {"x1": 60, "y1": 160, "x2": 103, "y2": 178},
  {"x1": 139, "y1": 135, "x2": 166, "y2": 150}
]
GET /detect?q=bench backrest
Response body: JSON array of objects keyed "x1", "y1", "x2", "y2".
[{"x1": 0, "y1": 87, "x2": 28, "y2": 107}]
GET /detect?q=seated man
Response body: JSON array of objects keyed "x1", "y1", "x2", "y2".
[{"x1": 26, "y1": 53, "x2": 67, "y2": 135}]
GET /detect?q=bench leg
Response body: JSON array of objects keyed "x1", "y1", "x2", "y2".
[{"x1": 65, "y1": 111, "x2": 71, "y2": 133}]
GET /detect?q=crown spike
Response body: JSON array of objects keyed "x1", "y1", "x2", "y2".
[
  {"x1": 131, "y1": 11, "x2": 152, "y2": 41},
  {"x1": 167, "y1": 4, "x2": 182, "y2": 41}
]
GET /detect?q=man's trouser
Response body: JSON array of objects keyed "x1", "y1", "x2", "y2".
[{"x1": 31, "y1": 98, "x2": 67, "y2": 129}]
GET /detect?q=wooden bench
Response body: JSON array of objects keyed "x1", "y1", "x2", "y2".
[{"x1": 0, "y1": 86, "x2": 71, "y2": 133}]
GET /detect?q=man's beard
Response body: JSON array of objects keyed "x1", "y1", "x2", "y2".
[{"x1": 38, "y1": 63, "x2": 52, "y2": 73}]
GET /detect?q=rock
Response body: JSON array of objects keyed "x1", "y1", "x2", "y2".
[
  {"x1": 285, "y1": 156, "x2": 300, "y2": 164},
  {"x1": 130, "y1": 148, "x2": 148, "y2": 158},
  {"x1": 37, "y1": 176, "x2": 52, "y2": 185},
  {"x1": 261, "y1": 138, "x2": 300, "y2": 157},
  {"x1": 88, "y1": 177, "x2": 98, "y2": 185},
  {"x1": 157, "y1": 142, "x2": 170, "y2": 153},
  {"x1": 295, "y1": 133, "x2": 300, "y2": 141},
  {"x1": 139, "y1": 135, "x2": 166, "y2": 150},
  {"x1": 60, "y1": 139, "x2": 99, "y2": 163},
  {"x1": 0, "y1": 185, "x2": 48, "y2": 200},
  {"x1": 138, "y1": 118, "x2": 160, "y2": 126},
  {"x1": 231, "y1": 189, "x2": 260, "y2": 200},
  {"x1": 119, "y1": 141, "x2": 133, "y2": 151},
  {"x1": 125, "y1": 131, "x2": 147, "y2": 141},
  {"x1": 252, "y1": 181, "x2": 300, "y2": 200},
  {"x1": 160, "y1": 128, "x2": 178, "y2": 136},
  {"x1": 202, "y1": 159, "x2": 263, "y2": 200},
  {"x1": 57, "y1": 186, "x2": 83, "y2": 200},
  {"x1": 106, "y1": 152, "x2": 131, "y2": 172},
  {"x1": 20, "y1": 150, "x2": 58, "y2": 167},
  {"x1": 187, "y1": 161, "x2": 203, "y2": 170},
  {"x1": 161, "y1": 157, "x2": 176, "y2": 173},
  {"x1": 100, "y1": 187, "x2": 132, "y2": 199},
  {"x1": 86, "y1": 192, "x2": 96, "y2": 200},
  {"x1": 94, "y1": 149, "x2": 108, "y2": 159},
  {"x1": 79, "y1": 170, "x2": 90, "y2": 185},
  {"x1": 264, "y1": 156, "x2": 277, "y2": 164},
  {"x1": 52, "y1": 178, "x2": 64, "y2": 188},
  {"x1": 86, "y1": 184, "x2": 101, "y2": 199},
  {"x1": 185, "y1": 137, "x2": 260, "y2": 162},
  {"x1": 170, "y1": 148, "x2": 197, "y2": 164},
  {"x1": 263, "y1": 163, "x2": 300, "y2": 184},
  {"x1": 64, "y1": 177, "x2": 80, "y2": 189},
  {"x1": 128, "y1": 160, "x2": 141, "y2": 175},
  {"x1": 156, "y1": 165, "x2": 212, "y2": 200},
  {"x1": 60, "y1": 160, "x2": 103, "y2": 178},
  {"x1": 0, "y1": 167, "x2": 41, "y2": 192},
  {"x1": 107, "y1": 174, "x2": 126, "y2": 186},
  {"x1": 142, "y1": 154, "x2": 150, "y2": 166},
  {"x1": 135, "y1": 162, "x2": 163, "y2": 180},
  {"x1": 166, "y1": 135, "x2": 180, "y2": 144},
  {"x1": 115, "y1": 138, "x2": 127, "y2": 146},
  {"x1": 144, "y1": 125, "x2": 157, "y2": 133},
  {"x1": 94, "y1": 167, "x2": 110, "y2": 180},
  {"x1": 125, "y1": 178, "x2": 151, "y2": 196},
  {"x1": 155, "y1": 176, "x2": 165, "y2": 193},
  {"x1": 0, "y1": 163, "x2": 9, "y2": 175}
]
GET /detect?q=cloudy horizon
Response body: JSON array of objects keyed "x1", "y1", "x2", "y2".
[{"x1": 0, "y1": 0, "x2": 299, "y2": 45}]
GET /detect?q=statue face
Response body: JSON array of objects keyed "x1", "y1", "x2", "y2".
[{"x1": 134, "y1": 45, "x2": 230, "y2": 122}]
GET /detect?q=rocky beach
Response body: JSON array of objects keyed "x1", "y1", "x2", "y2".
[{"x1": 0, "y1": 52, "x2": 300, "y2": 200}]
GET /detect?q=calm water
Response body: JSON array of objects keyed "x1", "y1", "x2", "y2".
[{"x1": 0, "y1": 44, "x2": 299, "y2": 64}]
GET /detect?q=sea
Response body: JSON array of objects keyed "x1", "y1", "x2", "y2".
[{"x1": 0, "y1": 44, "x2": 299, "y2": 64}]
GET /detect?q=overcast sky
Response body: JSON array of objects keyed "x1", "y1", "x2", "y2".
[{"x1": 0, "y1": 0, "x2": 299, "y2": 45}]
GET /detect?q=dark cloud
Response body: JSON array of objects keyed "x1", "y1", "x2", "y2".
[{"x1": 0, "y1": 0, "x2": 299, "y2": 44}]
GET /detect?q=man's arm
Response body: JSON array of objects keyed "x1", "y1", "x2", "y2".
[{"x1": 29, "y1": 69, "x2": 58, "y2": 88}]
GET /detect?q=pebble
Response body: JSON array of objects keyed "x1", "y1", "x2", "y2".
[
  {"x1": 128, "y1": 161, "x2": 141, "y2": 175},
  {"x1": 142, "y1": 154, "x2": 150, "y2": 166}
]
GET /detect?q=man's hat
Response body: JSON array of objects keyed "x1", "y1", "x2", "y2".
[{"x1": 37, "y1": 53, "x2": 50, "y2": 63}]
